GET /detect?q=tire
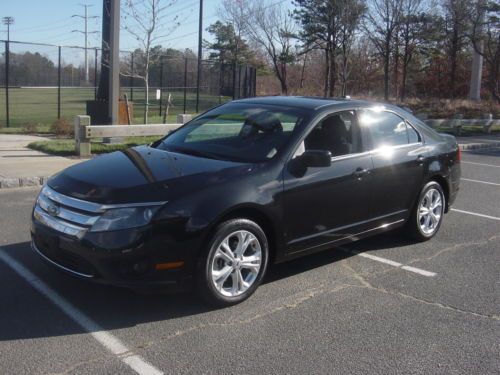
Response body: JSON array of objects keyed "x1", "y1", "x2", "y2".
[
  {"x1": 197, "y1": 218, "x2": 269, "y2": 307},
  {"x1": 406, "y1": 181, "x2": 445, "y2": 242}
]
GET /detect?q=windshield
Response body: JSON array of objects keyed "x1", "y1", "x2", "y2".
[{"x1": 156, "y1": 103, "x2": 312, "y2": 163}]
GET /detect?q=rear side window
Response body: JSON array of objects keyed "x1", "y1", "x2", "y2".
[{"x1": 358, "y1": 110, "x2": 420, "y2": 149}]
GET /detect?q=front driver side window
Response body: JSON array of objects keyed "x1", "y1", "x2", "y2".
[{"x1": 302, "y1": 111, "x2": 361, "y2": 157}]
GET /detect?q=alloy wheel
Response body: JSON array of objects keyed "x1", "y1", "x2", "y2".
[
  {"x1": 418, "y1": 188, "x2": 443, "y2": 235},
  {"x1": 210, "y1": 230, "x2": 262, "y2": 297}
]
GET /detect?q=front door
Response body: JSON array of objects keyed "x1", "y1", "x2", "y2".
[{"x1": 282, "y1": 110, "x2": 373, "y2": 254}]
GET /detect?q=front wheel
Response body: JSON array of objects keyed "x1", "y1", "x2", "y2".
[
  {"x1": 197, "y1": 219, "x2": 269, "y2": 307},
  {"x1": 406, "y1": 181, "x2": 445, "y2": 241}
]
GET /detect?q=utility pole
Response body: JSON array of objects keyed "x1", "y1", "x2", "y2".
[
  {"x1": 469, "y1": 0, "x2": 485, "y2": 101},
  {"x1": 2, "y1": 16, "x2": 14, "y2": 41},
  {"x1": 108, "y1": 0, "x2": 120, "y2": 125},
  {"x1": 72, "y1": 5, "x2": 99, "y2": 84},
  {"x1": 196, "y1": 0, "x2": 203, "y2": 113}
]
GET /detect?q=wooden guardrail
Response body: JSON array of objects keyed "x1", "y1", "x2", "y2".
[
  {"x1": 74, "y1": 115, "x2": 185, "y2": 157},
  {"x1": 424, "y1": 118, "x2": 500, "y2": 136}
]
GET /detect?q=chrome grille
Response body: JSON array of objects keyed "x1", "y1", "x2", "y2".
[
  {"x1": 34, "y1": 186, "x2": 100, "y2": 238},
  {"x1": 34, "y1": 185, "x2": 168, "y2": 238}
]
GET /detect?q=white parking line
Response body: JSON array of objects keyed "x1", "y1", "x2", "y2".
[
  {"x1": 0, "y1": 248, "x2": 163, "y2": 375},
  {"x1": 345, "y1": 249, "x2": 436, "y2": 277},
  {"x1": 451, "y1": 208, "x2": 500, "y2": 221},
  {"x1": 461, "y1": 178, "x2": 500, "y2": 186},
  {"x1": 462, "y1": 161, "x2": 500, "y2": 168}
]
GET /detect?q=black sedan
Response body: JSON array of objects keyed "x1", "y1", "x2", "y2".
[{"x1": 31, "y1": 96, "x2": 461, "y2": 306}]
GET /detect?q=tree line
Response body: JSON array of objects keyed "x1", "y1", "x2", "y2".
[{"x1": 205, "y1": 0, "x2": 499, "y2": 102}]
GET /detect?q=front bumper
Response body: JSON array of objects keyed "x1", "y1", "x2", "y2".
[
  {"x1": 30, "y1": 186, "x2": 196, "y2": 290},
  {"x1": 31, "y1": 220, "x2": 192, "y2": 290}
]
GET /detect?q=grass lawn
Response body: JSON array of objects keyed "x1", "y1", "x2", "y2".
[
  {"x1": 28, "y1": 136, "x2": 161, "y2": 156},
  {"x1": 0, "y1": 87, "x2": 229, "y2": 129}
]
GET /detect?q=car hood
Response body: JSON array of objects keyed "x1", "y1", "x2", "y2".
[{"x1": 48, "y1": 146, "x2": 249, "y2": 204}]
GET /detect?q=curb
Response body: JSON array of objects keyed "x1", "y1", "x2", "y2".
[
  {"x1": 0, "y1": 176, "x2": 50, "y2": 189},
  {"x1": 459, "y1": 142, "x2": 500, "y2": 151}
]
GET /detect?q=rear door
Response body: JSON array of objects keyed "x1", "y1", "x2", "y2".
[{"x1": 358, "y1": 109, "x2": 425, "y2": 222}]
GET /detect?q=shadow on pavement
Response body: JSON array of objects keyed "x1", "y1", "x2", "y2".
[{"x1": 0, "y1": 232, "x2": 408, "y2": 341}]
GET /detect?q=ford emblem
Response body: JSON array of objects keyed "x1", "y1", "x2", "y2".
[{"x1": 47, "y1": 204, "x2": 60, "y2": 217}]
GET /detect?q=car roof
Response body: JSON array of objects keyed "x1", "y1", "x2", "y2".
[{"x1": 232, "y1": 96, "x2": 387, "y2": 111}]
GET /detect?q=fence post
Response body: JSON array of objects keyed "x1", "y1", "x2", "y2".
[
  {"x1": 232, "y1": 60, "x2": 237, "y2": 100},
  {"x1": 243, "y1": 66, "x2": 248, "y2": 97},
  {"x1": 183, "y1": 57, "x2": 188, "y2": 114},
  {"x1": 130, "y1": 52, "x2": 134, "y2": 101},
  {"x1": 94, "y1": 48, "x2": 98, "y2": 100},
  {"x1": 237, "y1": 65, "x2": 242, "y2": 99},
  {"x1": 74, "y1": 115, "x2": 91, "y2": 157},
  {"x1": 253, "y1": 67, "x2": 256, "y2": 97},
  {"x1": 196, "y1": 59, "x2": 201, "y2": 113},
  {"x1": 57, "y1": 46, "x2": 61, "y2": 119},
  {"x1": 159, "y1": 56, "x2": 163, "y2": 116},
  {"x1": 218, "y1": 63, "x2": 223, "y2": 102},
  {"x1": 4, "y1": 41, "x2": 9, "y2": 128}
]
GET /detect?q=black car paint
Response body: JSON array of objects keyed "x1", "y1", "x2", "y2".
[{"x1": 31, "y1": 97, "x2": 461, "y2": 289}]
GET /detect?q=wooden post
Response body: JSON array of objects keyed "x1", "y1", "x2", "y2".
[
  {"x1": 74, "y1": 115, "x2": 91, "y2": 157},
  {"x1": 124, "y1": 94, "x2": 131, "y2": 125},
  {"x1": 162, "y1": 93, "x2": 171, "y2": 124},
  {"x1": 483, "y1": 113, "x2": 493, "y2": 133}
]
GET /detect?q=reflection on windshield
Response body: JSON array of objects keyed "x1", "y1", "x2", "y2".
[{"x1": 156, "y1": 103, "x2": 311, "y2": 163}]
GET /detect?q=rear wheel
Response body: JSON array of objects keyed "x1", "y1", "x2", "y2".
[
  {"x1": 406, "y1": 181, "x2": 445, "y2": 241},
  {"x1": 197, "y1": 219, "x2": 269, "y2": 307}
]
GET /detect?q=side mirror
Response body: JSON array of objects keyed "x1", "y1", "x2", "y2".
[{"x1": 299, "y1": 149, "x2": 332, "y2": 168}]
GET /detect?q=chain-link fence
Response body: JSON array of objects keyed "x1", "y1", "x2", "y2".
[{"x1": 0, "y1": 40, "x2": 256, "y2": 128}]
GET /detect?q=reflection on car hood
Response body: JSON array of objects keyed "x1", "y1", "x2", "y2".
[{"x1": 48, "y1": 145, "x2": 247, "y2": 204}]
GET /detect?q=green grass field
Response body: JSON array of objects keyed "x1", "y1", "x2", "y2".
[
  {"x1": 0, "y1": 87, "x2": 230, "y2": 129},
  {"x1": 28, "y1": 136, "x2": 161, "y2": 156}
]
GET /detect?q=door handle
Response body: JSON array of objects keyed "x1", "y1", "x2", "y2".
[
  {"x1": 353, "y1": 167, "x2": 369, "y2": 179},
  {"x1": 417, "y1": 155, "x2": 426, "y2": 164}
]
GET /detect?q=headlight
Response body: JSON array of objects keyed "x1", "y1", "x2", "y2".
[{"x1": 90, "y1": 206, "x2": 160, "y2": 232}]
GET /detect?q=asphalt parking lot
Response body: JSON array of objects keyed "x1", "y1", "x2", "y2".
[{"x1": 0, "y1": 149, "x2": 499, "y2": 375}]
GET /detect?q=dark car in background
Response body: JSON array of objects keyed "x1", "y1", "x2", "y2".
[{"x1": 31, "y1": 96, "x2": 461, "y2": 306}]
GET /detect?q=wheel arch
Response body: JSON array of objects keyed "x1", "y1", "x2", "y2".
[
  {"x1": 204, "y1": 204, "x2": 281, "y2": 264},
  {"x1": 426, "y1": 174, "x2": 450, "y2": 213}
]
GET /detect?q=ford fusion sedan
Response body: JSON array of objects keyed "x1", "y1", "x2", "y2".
[{"x1": 31, "y1": 96, "x2": 460, "y2": 306}]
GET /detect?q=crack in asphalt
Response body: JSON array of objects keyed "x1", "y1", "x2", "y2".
[
  {"x1": 49, "y1": 356, "x2": 114, "y2": 375},
  {"x1": 404, "y1": 234, "x2": 500, "y2": 267},
  {"x1": 342, "y1": 262, "x2": 500, "y2": 322}
]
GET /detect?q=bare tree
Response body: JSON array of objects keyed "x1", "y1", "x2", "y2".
[
  {"x1": 122, "y1": 0, "x2": 179, "y2": 123},
  {"x1": 338, "y1": 0, "x2": 366, "y2": 97},
  {"x1": 223, "y1": 0, "x2": 296, "y2": 95},
  {"x1": 441, "y1": 0, "x2": 470, "y2": 98},
  {"x1": 398, "y1": 0, "x2": 427, "y2": 100},
  {"x1": 364, "y1": 0, "x2": 403, "y2": 100}
]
